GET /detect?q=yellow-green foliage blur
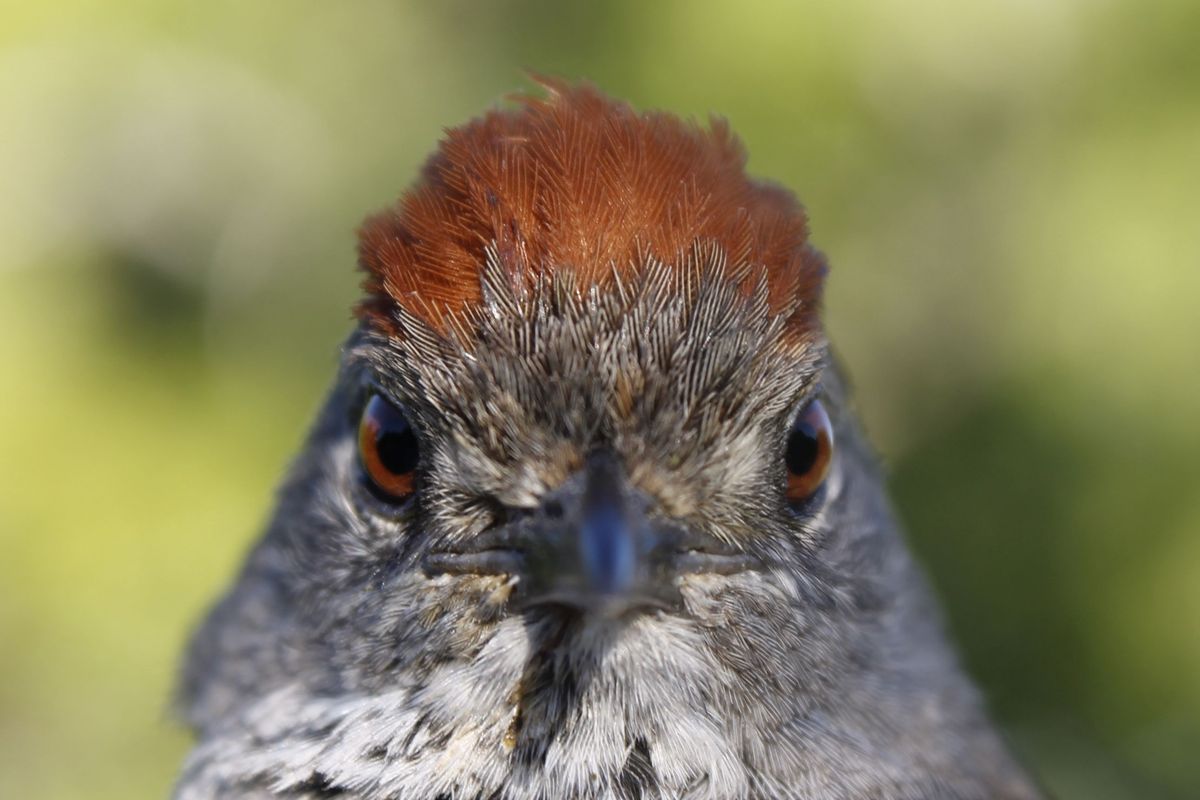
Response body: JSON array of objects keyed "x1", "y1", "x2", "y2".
[{"x1": 2, "y1": 2, "x2": 1197, "y2": 798}]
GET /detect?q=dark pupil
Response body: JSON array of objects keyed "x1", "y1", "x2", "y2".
[
  {"x1": 371, "y1": 400, "x2": 419, "y2": 474},
  {"x1": 786, "y1": 420, "x2": 820, "y2": 476}
]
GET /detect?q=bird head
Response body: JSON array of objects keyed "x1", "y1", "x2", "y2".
[{"x1": 176, "y1": 80, "x2": 1038, "y2": 800}]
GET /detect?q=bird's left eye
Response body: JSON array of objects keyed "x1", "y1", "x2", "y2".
[
  {"x1": 785, "y1": 398, "x2": 834, "y2": 505},
  {"x1": 358, "y1": 393, "x2": 419, "y2": 504}
]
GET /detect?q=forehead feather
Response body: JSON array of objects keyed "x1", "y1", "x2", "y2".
[{"x1": 356, "y1": 79, "x2": 826, "y2": 341}]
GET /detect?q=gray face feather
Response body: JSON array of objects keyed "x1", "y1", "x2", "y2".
[{"x1": 174, "y1": 251, "x2": 1041, "y2": 799}]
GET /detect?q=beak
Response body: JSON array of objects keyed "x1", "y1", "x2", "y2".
[
  {"x1": 523, "y1": 450, "x2": 661, "y2": 613},
  {"x1": 425, "y1": 451, "x2": 752, "y2": 616}
]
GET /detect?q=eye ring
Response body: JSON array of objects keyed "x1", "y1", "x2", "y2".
[
  {"x1": 357, "y1": 393, "x2": 420, "y2": 504},
  {"x1": 785, "y1": 398, "x2": 834, "y2": 505}
]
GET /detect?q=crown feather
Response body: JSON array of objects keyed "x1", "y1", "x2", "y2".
[{"x1": 357, "y1": 78, "x2": 826, "y2": 340}]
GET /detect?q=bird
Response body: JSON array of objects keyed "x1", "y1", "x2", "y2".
[{"x1": 173, "y1": 79, "x2": 1043, "y2": 800}]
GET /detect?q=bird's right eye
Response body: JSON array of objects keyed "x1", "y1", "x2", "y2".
[{"x1": 358, "y1": 394, "x2": 419, "y2": 504}]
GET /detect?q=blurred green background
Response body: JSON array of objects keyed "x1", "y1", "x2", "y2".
[{"x1": 2, "y1": 1, "x2": 1197, "y2": 798}]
